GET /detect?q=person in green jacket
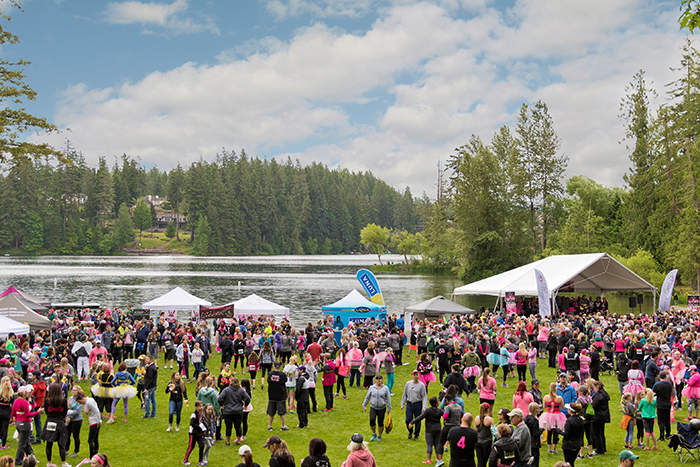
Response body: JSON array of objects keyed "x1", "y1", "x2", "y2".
[
  {"x1": 197, "y1": 375, "x2": 222, "y2": 441},
  {"x1": 638, "y1": 388, "x2": 657, "y2": 450}
]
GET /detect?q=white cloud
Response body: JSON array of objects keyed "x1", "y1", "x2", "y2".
[
  {"x1": 103, "y1": 0, "x2": 219, "y2": 35},
  {"x1": 35, "y1": 0, "x2": 689, "y2": 196}
]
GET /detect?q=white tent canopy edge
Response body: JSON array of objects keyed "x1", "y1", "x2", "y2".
[{"x1": 452, "y1": 253, "x2": 658, "y2": 312}]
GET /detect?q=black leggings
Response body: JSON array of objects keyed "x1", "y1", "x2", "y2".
[
  {"x1": 363, "y1": 375, "x2": 374, "y2": 388},
  {"x1": 437, "y1": 424, "x2": 456, "y2": 455},
  {"x1": 242, "y1": 412, "x2": 249, "y2": 436},
  {"x1": 336, "y1": 375, "x2": 346, "y2": 396},
  {"x1": 234, "y1": 353, "x2": 245, "y2": 369},
  {"x1": 88, "y1": 424, "x2": 100, "y2": 458},
  {"x1": 517, "y1": 364, "x2": 527, "y2": 381},
  {"x1": 67, "y1": 419, "x2": 82, "y2": 454},
  {"x1": 563, "y1": 448, "x2": 578, "y2": 467},
  {"x1": 45, "y1": 439, "x2": 66, "y2": 463},
  {"x1": 547, "y1": 429, "x2": 559, "y2": 445},
  {"x1": 261, "y1": 363, "x2": 272, "y2": 380},
  {"x1": 476, "y1": 441, "x2": 491, "y2": 467},
  {"x1": 369, "y1": 407, "x2": 386, "y2": 428},
  {"x1": 223, "y1": 413, "x2": 243, "y2": 437},
  {"x1": 0, "y1": 413, "x2": 9, "y2": 446}
]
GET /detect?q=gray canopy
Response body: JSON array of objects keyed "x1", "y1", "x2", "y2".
[
  {"x1": 404, "y1": 296, "x2": 475, "y2": 315},
  {"x1": 0, "y1": 294, "x2": 52, "y2": 331}
]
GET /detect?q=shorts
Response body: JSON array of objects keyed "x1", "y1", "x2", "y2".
[
  {"x1": 267, "y1": 400, "x2": 287, "y2": 417},
  {"x1": 166, "y1": 349, "x2": 175, "y2": 361},
  {"x1": 642, "y1": 417, "x2": 655, "y2": 434},
  {"x1": 409, "y1": 345, "x2": 418, "y2": 351},
  {"x1": 221, "y1": 353, "x2": 232, "y2": 364}
]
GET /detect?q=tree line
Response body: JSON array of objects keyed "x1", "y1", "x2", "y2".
[{"x1": 0, "y1": 147, "x2": 419, "y2": 256}]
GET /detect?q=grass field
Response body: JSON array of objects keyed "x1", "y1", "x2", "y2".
[{"x1": 15, "y1": 351, "x2": 688, "y2": 467}]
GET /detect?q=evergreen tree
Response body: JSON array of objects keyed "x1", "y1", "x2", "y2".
[
  {"x1": 193, "y1": 214, "x2": 211, "y2": 256},
  {"x1": 132, "y1": 199, "x2": 152, "y2": 243},
  {"x1": 113, "y1": 203, "x2": 134, "y2": 250}
]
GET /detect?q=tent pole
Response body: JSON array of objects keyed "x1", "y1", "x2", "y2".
[
  {"x1": 653, "y1": 289, "x2": 657, "y2": 313},
  {"x1": 494, "y1": 296, "x2": 500, "y2": 314}
]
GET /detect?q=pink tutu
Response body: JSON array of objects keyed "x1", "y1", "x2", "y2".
[
  {"x1": 539, "y1": 411, "x2": 567, "y2": 431},
  {"x1": 463, "y1": 366, "x2": 481, "y2": 378},
  {"x1": 683, "y1": 385, "x2": 700, "y2": 399},
  {"x1": 419, "y1": 372, "x2": 436, "y2": 386},
  {"x1": 623, "y1": 382, "x2": 645, "y2": 396}
]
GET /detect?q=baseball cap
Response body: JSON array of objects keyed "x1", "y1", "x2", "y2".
[
  {"x1": 351, "y1": 433, "x2": 363, "y2": 444},
  {"x1": 507, "y1": 408, "x2": 523, "y2": 418},
  {"x1": 238, "y1": 445, "x2": 251, "y2": 456},
  {"x1": 273, "y1": 361, "x2": 281, "y2": 368},
  {"x1": 298, "y1": 365, "x2": 306, "y2": 371},
  {"x1": 412, "y1": 369, "x2": 419, "y2": 375},
  {"x1": 138, "y1": 355, "x2": 145, "y2": 360},
  {"x1": 531, "y1": 379, "x2": 539, "y2": 385},
  {"x1": 263, "y1": 436, "x2": 282, "y2": 448},
  {"x1": 619, "y1": 450, "x2": 639, "y2": 460}
]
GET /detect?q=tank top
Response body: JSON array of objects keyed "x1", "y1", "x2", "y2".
[
  {"x1": 477, "y1": 420, "x2": 492, "y2": 443},
  {"x1": 546, "y1": 399, "x2": 561, "y2": 413}
]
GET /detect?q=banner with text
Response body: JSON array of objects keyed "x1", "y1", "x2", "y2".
[
  {"x1": 505, "y1": 292, "x2": 516, "y2": 314},
  {"x1": 199, "y1": 305, "x2": 234, "y2": 320},
  {"x1": 357, "y1": 269, "x2": 385, "y2": 305},
  {"x1": 659, "y1": 269, "x2": 678, "y2": 313},
  {"x1": 534, "y1": 269, "x2": 551, "y2": 318}
]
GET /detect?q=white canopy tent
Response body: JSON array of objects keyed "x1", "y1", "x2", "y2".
[
  {"x1": 0, "y1": 314, "x2": 30, "y2": 337},
  {"x1": 225, "y1": 294, "x2": 290, "y2": 319},
  {"x1": 453, "y1": 253, "x2": 658, "y2": 312},
  {"x1": 142, "y1": 286, "x2": 212, "y2": 322}
]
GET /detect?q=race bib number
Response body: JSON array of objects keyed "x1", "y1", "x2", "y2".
[{"x1": 46, "y1": 422, "x2": 57, "y2": 432}]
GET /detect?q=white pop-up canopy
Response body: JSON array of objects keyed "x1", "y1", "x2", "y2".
[
  {"x1": 142, "y1": 286, "x2": 212, "y2": 321},
  {"x1": 0, "y1": 313, "x2": 30, "y2": 337},
  {"x1": 453, "y1": 253, "x2": 657, "y2": 308},
  {"x1": 225, "y1": 294, "x2": 290, "y2": 319}
]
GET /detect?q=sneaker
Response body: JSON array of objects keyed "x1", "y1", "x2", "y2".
[
  {"x1": 183, "y1": 462, "x2": 191, "y2": 466},
  {"x1": 586, "y1": 454, "x2": 593, "y2": 458},
  {"x1": 576, "y1": 455, "x2": 584, "y2": 460},
  {"x1": 377, "y1": 436, "x2": 382, "y2": 441},
  {"x1": 267, "y1": 427, "x2": 273, "y2": 431},
  {"x1": 414, "y1": 435, "x2": 420, "y2": 440},
  {"x1": 175, "y1": 426, "x2": 180, "y2": 432},
  {"x1": 0, "y1": 446, "x2": 8, "y2": 450},
  {"x1": 281, "y1": 426, "x2": 289, "y2": 431},
  {"x1": 408, "y1": 434, "x2": 413, "y2": 440},
  {"x1": 637, "y1": 443, "x2": 644, "y2": 448},
  {"x1": 435, "y1": 460, "x2": 445, "y2": 467},
  {"x1": 166, "y1": 426, "x2": 172, "y2": 432},
  {"x1": 198, "y1": 462, "x2": 208, "y2": 466},
  {"x1": 62, "y1": 462, "x2": 71, "y2": 467},
  {"x1": 370, "y1": 434, "x2": 377, "y2": 441}
]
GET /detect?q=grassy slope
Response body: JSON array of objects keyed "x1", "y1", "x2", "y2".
[{"x1": 19, "y1": 351, "x2": 687, "y2": 467}]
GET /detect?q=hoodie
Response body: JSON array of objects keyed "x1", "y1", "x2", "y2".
[
  {"x1": 342, "y1": 449, "x2": 376, "y2": 467},
  {"x1": 196, "y1": 386, "x2": 220, "y2": 416},
  {"x1": 488, "y1": 436, "x2": 522, "y2": 467},
  {"x1": 32, "y1": 380, "x2": 46, "y2": 408}
]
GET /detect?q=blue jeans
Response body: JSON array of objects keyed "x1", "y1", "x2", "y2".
[
  {"x1": 349, "y1": 368, "x2": 361, "y2": 387},
  {"x1": 405, "y1": 401, "x2": 422, "y2": 437},
  {"x1": 144, "y1": 387, "x2": 157, "y2": 417},
  {"x1": 169, "y1": 400, "x2": 183, "y2": 426}
]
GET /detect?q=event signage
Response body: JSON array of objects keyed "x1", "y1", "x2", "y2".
[
  {"x1": 505, "y1": 292, "x2": 516, "y2": 314},
  {"x1": 356, "y1": 269, "x2": 385, "y2": 305},
  {"x1": 689, "y1": 295, "x2": 700, "y2": 313},
  {"x1": 199, "y1": 305, "x2": 234, "y2": 320},
  {"x1": 534, "y1": 269, "x2": 551, "y2": 318},
  {"x1": 659, "y1": 269, "x2": 678, "y2": 312}
]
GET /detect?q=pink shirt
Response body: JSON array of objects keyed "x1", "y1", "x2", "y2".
[
  {"x1": 580, "y1": 355, "x2": 591, "y2": 372},
  {"x1": 513, "y1": 391, "x2": 534, "y2": 413},
  {"x1": 11, "y1": 397, "x2": 38, "y2": 423},
  {"x1": 527, "y1": 348, "x2": 537, "y2": 364},
  {"x1": 537, "y1": 327, "x2": 549, "y2": 341},
  {"x1": 478, "y1": 377, "x2": 497, "y2": 400}
]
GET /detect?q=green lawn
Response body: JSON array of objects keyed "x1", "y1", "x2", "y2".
[{"x1": 15, "y1": 352, "x2": 687, "y2": 467}]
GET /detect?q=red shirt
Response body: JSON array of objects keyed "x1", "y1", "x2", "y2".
[{"x1": 307, "y1": 342, "x2": 322, "y2": 362}]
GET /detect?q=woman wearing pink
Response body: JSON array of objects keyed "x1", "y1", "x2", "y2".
[
  {"x1": 477, "y1": 367, "x2": 497, "y2": 406},
  {"x1": 579, "y1": 349, "x2": 591, "y2": 381},
  {"x1": 671, "y1": 351, "x2": 687, "y2": 407},
  {"x1": 346, "y1": 342, "x2": 364, "y2": 388},
  {"x1": 512, "y1": 381, "x2": 534, "y2": 413},
  {"x1": 537, "y1": 325, "x2": 549, "y2": 358},
  {"x1": 557, "y1": 347, "x2": 568, "y2": 372},
  {"x1": 540, "y1": 382, "x2": 566, "y2": 454},
  {"x1": 683, "y1": 365, "x2": 700, "y2": 420},
  {"x1": 623, "y1": 360, "x2": 645, "y2": 396}
]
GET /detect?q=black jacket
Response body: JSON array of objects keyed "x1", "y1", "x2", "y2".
[
  {"x1": 144, "y1": 363, "x2": 158, "y2": 390},
  {"x1": 524, "y1": 414, "x2": 542, "y2": 448},
  {"x1": 562, "y1": 415, "x2": 584, "y2": 451},
  {"x1": 489, "y1": 437, "x2": 521, "y2": 467},
  {"x1": 591, "y1": 389, "x2": 610, "y2": 423}
]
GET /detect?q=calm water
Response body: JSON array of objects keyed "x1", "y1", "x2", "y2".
[{"x1": 0, "y1": 255, "x2": 654, "y2": 327}]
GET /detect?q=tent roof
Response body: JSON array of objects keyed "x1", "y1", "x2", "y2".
[
  {"x1": 225, "y1": 294, "x2": 290, "y2": 317},
  {"x1": 0, "y1": 294, "x2": 52, "y2": 331},
  {"x1": 405, "y1": 296, "x2": 475, "y2": 314},
  {"x1": 0, "y1": 314, "x2": 30, "y2": 337},
  {"x1": 0, "y1": 287, "x2": 50, "y2": 309},
  {"x1": 453, "y1": 253, "x2": 656, "y2": 298},
  {"x1": 322, "y1": 289, "x2": 386, "y2": 312},
  {"x1": 142, "y1": 287, "x2": 212, "y2": 310}
]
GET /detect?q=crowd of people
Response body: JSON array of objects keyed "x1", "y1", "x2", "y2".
[{"x1": 0, "y1": 297, "x2": 694, "y2": 467}]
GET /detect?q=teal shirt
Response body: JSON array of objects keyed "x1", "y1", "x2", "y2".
[{"x1": 639, "y1": 398, "x2": 657, "y2": 419}]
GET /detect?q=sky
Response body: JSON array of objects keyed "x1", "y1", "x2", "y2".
[{"x1": 1, "y1": 0, "x2": 691, "y2": 197}]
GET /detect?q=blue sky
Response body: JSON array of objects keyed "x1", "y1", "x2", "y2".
[{"x1": 3, "y1": 0, "x2": 689, "y2": 196}]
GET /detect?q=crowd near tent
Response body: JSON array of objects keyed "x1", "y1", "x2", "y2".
[
  {"x1": 0, "y1": 294, "x2": 52, "y2": 331},
  {"x1": 322, "y1": 289, "x2": 387, "y2": 326},
  {"x1": 453, "y1": 252, "x2": 658, "y2": 311},
  {"x1": 225, "y1": 294, "x2": 290, "y2": 320},
  {"x1": 142, "y1": 286, "x2": 212, "y2": 322}
]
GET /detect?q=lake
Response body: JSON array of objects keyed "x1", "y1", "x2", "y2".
[{"x1": 0, "y1": 255, "x2": 655, "y2": 327}]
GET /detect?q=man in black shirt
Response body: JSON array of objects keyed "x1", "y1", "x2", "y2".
[
  {"x1": 143, "y1": 355, "x2": 158, "y2": 418},
  {"x1": 443, "y1": 364, "x2": 469, "y2": 396},
  {"x1": 446, "y1": 412, "x2": 478, "y2": 467},
  {"x1": 267, "y1": 361, "x2": 289, "y2": 431},
  {"x1": 436, "y1": 339, "x2": 451, "y2": 384},
  {"x1": 653, "y1": 371, "x2": 675, "y2": 441}
]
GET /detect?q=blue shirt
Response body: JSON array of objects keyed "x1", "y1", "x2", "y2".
[{"x1": 557, "y1": 383, "x2": 577, "y2": 416}]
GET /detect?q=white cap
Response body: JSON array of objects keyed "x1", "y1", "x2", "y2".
[{"x1": 238, "y1": 445, "x2": 251, "y2": 456}]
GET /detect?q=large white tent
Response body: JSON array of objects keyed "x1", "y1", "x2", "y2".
[
  {"x1": 225, "y1": 294, "x2": 290, "y2": 319},
  {"x1": 0, "y1": 314, "x2": 30, "y2": 337},
  {"x1": 142, "y1": 286, "x2": 212, "y2": 321},
  {"x1": 453, "y1": 253, "x2": 657, "y2": 310}
]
